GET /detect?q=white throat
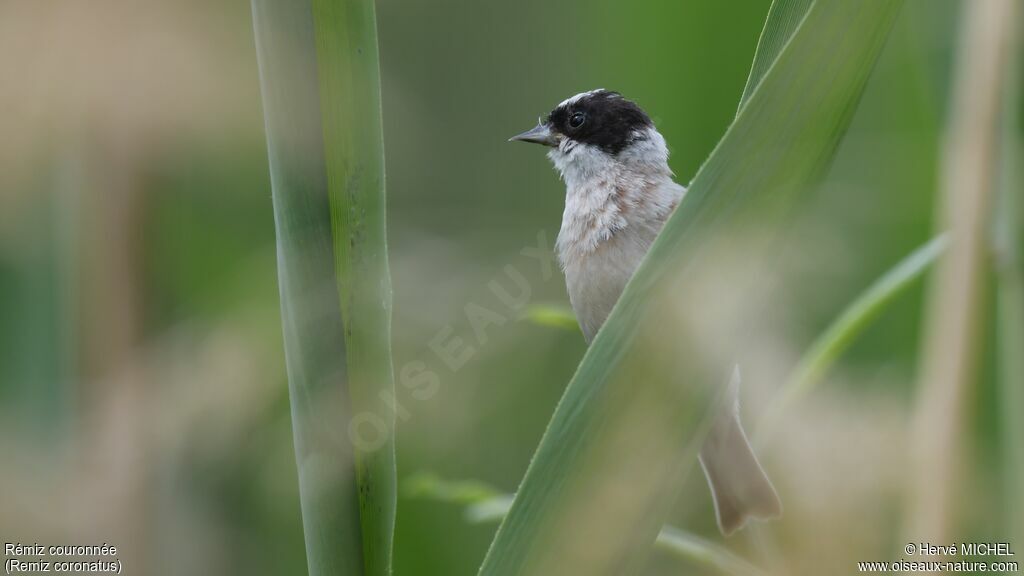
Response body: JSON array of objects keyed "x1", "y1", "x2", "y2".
[{"x1": 549, "y1": 127, "x2": 681, "y2": 265}]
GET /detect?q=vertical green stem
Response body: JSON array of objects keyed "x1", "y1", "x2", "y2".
[
  {"x1": 311, "y1": 0, "x2": 396, "y2": 574},
  {"x1": 994, "y1": 2, "x2": 1023, "y2": 548},
  {"x1": 252, "y1": 0, "x2": 395, "y2": 573}
]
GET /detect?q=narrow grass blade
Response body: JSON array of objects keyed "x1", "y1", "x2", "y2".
[
  {"x1": 521, "y1": 304, "x2": 580, "y2": 333},
  {"x1": 404, "y1": 471, "x2": 508, "y2": 506},
  {"x1": 408, "y1": 475, "x2": 763, "y2": 576},
  {"x1": 654, "y1": 526, "x2": 765, "y2": 576},
  {"x1": 251, "y1": 0, "x2": 395, "y2": 574},
  {"x1": 758, "y1": 234, "x2": 948, "y2": 438},
  {"x1": 477, "y1": 2, "x2": 904, "y2": 575}
]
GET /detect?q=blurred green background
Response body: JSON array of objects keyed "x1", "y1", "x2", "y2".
[{"x1": 5, "y1": 0, "x2": 1011, "y2": 575}]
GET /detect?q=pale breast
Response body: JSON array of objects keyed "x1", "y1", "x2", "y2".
[
  {"x1": 558, "y1": 179, "x2": 685, "y2": 342},
  {"x1": 563, "y1": 231, "x2": 653, "y2": 341}
]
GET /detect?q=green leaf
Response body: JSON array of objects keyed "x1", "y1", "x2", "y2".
[
  {"x1": 408, "y1": 475, "x2": 763, "y2": 576},
  {"x1": 758, "y1": 234, "x2": 948, "y2": 438},
  {"x1": 521, "y1": 305, "x2": 580, "y2": 332},
  {"x1": 477, "y1": 1, "x2": 904, "y2": 575},
  {"x1": 251, "y1": 0, "x2": 395, "y2": 574},
  {"x1": 403, "y1": 471, "x2": 507, "y2": 506},
  {"x1": 311, "y1": 0, "x2": 397, "y2": 574},
  {"x1": 738, "y1": 0, "x2": 814, "y2": 109},
  {"x1": 654, "y1": 526, "x2": 765, "y2": 576}
]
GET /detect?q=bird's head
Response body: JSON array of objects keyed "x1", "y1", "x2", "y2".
[{"x1": 509, "y1": 89, "x2": 669, "y2": 181}]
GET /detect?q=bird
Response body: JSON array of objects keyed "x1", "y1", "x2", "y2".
[{"x1": 509, "y1": 89, "x2": 782, "y2": 536}]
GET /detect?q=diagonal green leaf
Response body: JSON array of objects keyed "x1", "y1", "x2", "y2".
[
  {"x1": 477, "y1": 1, "x2": 904, "y2": 575},
  {"x1": 758, "y1": 234, "x2": 948, "y2": 438},
  {"x1": 738, "y1": 0, "x2": 814, "y2": 109},
  {"x1": 251, "y1": 0, "x2": 395, "y2": 574},
  {"x1": 408, "y1": 474, "x2": 765, "y2": 576}
]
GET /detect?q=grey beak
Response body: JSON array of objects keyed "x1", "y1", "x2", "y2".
[{"x1": 509, "y1": 123, "x2": 558, "y2": 147}]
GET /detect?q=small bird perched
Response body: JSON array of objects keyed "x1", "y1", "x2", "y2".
[{"x1": 510, "y1": 89, "x2": 781, "y2": 535}]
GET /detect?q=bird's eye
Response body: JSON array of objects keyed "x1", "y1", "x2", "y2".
[{"x1": 569, "y1": 111, "x2": 586, "y2": 129}]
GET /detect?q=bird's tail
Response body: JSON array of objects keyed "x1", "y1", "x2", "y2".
[{"x1": 698, "y1": 370, "x2": 782, "y2": 536}]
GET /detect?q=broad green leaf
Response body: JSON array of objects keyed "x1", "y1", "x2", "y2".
[
  {"x1": 738, "y1": 0, "x2": 814, "y2": 109},
  {"x1": 251, "y1": 0, "x2": 395, "y2": 574},
  {"x1": 477, "y1": 1, "x2": 904, "y2": 575}
]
